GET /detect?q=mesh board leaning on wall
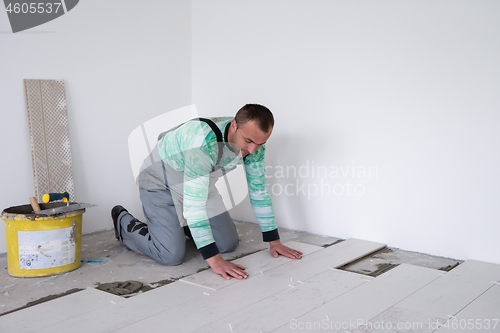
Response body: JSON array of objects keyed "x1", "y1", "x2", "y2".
[{"x1": 24, "y1": 79, "x2": 75, "y2": 202}]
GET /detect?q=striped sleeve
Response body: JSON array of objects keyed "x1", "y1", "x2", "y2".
[
  {"x1": 244, "y1": 145, "x2": 279, "y2": 241},
  {"x1": 182, "y1": 146, "x2": 216, "y2": 250}
]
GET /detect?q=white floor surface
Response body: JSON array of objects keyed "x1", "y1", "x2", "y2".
[{"x1": 1, "y1": 223, "x2": 499, "y2": 333}]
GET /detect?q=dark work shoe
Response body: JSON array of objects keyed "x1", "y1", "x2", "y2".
[{"x1": 111, "y1": 205, "x2": 128, "y2": 240}]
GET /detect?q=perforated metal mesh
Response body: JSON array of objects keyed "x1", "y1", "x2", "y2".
[{"x1": 24, "y1": 79, "x2": 75, "y2": 202}]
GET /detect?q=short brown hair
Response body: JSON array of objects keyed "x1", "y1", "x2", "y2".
[{"x1": 235, "y1": 104, "x2": 274, "y2": 132}]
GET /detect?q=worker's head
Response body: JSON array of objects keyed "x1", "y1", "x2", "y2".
[{"x1": 229, "y1": 104, "x2": 274, "y2": 157}]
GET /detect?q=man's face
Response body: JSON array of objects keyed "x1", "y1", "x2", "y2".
[{"x1": 229, "y1": 119, "x2": 272, "y2": 158}]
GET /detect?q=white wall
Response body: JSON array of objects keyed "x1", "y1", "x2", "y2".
[
  {"x1": 0, "y1": 0, "x2": 192, "y2": 252},
  {"x1": 192, "y1": 1, "x2": 500, "y2": 264}
]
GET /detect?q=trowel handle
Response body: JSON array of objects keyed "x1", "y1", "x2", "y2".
[
  {"x1": 29, "y1": 197, "x2": 41, "y2": 212},
  {"x1": 42, "y1": 192, "x2": 70, "y2": 203}
]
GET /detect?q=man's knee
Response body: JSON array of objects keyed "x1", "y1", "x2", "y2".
[
  {"x1": 218, "y1": 235, "x2": 239, "y2": 253},
  {"x1": 149, "y1": 239, "x2": 185, "y2": 266},
  {"x1": 153, "y1": 250, "x2": 184, "y2": 266}
]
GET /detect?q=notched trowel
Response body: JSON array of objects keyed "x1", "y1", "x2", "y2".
[
  {"x1": 31, "y1": 192, "x2": 97, "y2": 215},
  {"x1": 35, "y1": 202, "x2": 97, "y2": 215}
]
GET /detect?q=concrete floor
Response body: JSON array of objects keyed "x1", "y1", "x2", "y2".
[{"x1": 0, "y1": 220, "x2": 460, "y2": 317}]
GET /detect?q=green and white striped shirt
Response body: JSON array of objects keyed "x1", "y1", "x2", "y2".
[{"x1": 157, "y1": 117, "x2": 278, "y2": 250}]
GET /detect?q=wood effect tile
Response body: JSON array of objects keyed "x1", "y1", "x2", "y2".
[
  {"x1": 0, "y1": 289, "x2": 123, "y2": 333},
  {"x1": 273, "y1": 263, "x2": 441, "y2": 333},
  {"x1": 353, "y1": 260, "x2": 500, "y2": 333}
]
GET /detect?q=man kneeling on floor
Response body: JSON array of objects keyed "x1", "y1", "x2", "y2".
[{"x1": 112, "y1": 104, "x2": 302, "y2": 279}]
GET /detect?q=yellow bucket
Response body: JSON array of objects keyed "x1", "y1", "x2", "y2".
[{"x1": 1, "y1": 202, "x2": 85, "y2": 277}]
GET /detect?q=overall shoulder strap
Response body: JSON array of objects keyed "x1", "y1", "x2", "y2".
[{"x1": 195, "y1": 118, "x2": 224, "y2": 167}]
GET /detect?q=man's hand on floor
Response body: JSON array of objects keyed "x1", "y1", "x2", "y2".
[
  {"x1": 269, "y1": 240, "x2": 303, "y2": 259},
  {"x1": 206, "y1": 254, "x2": 249, "y2": 280}
]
